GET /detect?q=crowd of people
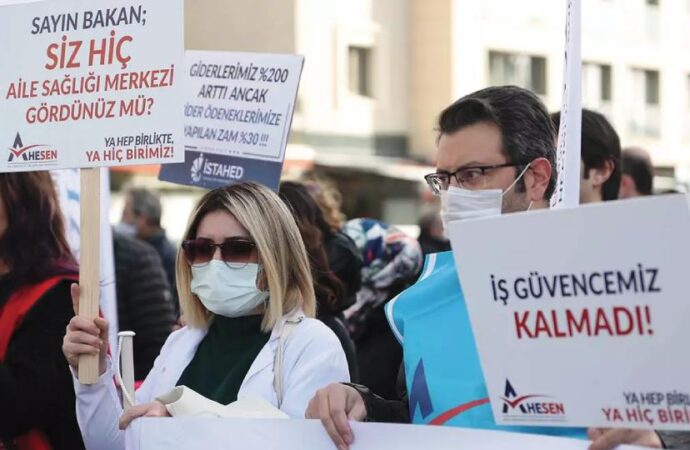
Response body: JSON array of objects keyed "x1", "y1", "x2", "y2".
[{"x1": 0, "y1": 84, "x2": 684, "y2": 450}]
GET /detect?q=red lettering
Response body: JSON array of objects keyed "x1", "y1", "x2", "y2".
[
  {"x1": 594, "y1": 307, "x2": 614, "y2": 336},
  {"x1": 551, "y1": 310, "x2": 567, "y2": 338},
  {"x1": 659, "y1": 409, "x2": 669, "y2": 423},
  {"x1": 534, "y1": 311, "x2": 552, "y2": 338},
  {"x1": 514, "y1": 311, "x2": 533, "y2": 339},
  {"x1": 566, "y1": 308, "x2": 591, "y2": 336},
  {"x1": 675, "y1": 410, "x2": 685, "y2": 423},
  {"x1": 613, "y1": 307, "x2": 634, "y2": 336}
]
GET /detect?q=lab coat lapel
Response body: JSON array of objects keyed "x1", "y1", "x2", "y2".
[{"x1": 241, "y1": 309, "x2": 305, "y2": 387}]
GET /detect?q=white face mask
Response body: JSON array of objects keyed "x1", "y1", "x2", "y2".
[
  {"x1": 191, "y1": 261, "x2": 269, "y2": 318},
  {"x1": 114, "y1": 222, "x2": 137, "y2": 237},
  {"x1": 441, "y1": 164, "x2": 532, "y2": 228}
]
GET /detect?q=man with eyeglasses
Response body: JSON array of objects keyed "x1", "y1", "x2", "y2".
[{"x1": 307, "y1": 86, "x2": 680, "y2": 450}]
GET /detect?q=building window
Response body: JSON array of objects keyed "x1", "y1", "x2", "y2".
[
  {"x1": 630, "y1": 69, "x2": 661, "y2": 136},
  {"x1": 348, "y1": 46, "x2": 372, "y2": 97},
  {"x1": 583, "y1": 63, "x2": 613, "y2": 108},
  {"x1": 489, "y1": 51, "x2": 547, "y2": 95},
  {"x1": 644, "y1": 70, "x2": 660, "y2": 105},
  {"x1": 601, "y1": 65, "x2": 612, "y2": 101}
]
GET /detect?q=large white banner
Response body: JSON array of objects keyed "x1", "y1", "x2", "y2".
[
  {"x1": 448, "y1": 195, "x2": 690, "y2": 430},
  {"x1": 0, "y1": 0, "x2": 184, "y2": 171},
  {"x1": 551, "y1": 0, "x2": 582, "y2": 209},
  {"x1": 131, "y1": 417, "x2": 645, "y2": 450}
]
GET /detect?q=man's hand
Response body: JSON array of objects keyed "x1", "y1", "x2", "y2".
[
  {"x1": 588, "y1": 428, "x2": 663, "y2": 450},
  {"x1": 306, "y1": 384, "x2": 367, "y2": 450}
]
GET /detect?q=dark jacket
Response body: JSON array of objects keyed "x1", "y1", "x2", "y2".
[
  {"x1": 0, "y1": 278, "x2": 85, "y2": 450},
  {"x1": 351, "y1": 368, "x2": 690, "y2": 449},
  {"x1": 113, "y1": 231, "x2": 176, "y2": 380},
  {"x1": 325, "y1": 232, "x2": 362, "y2": 313},
  {"x1": 143, "y1": 230, "x2": 179, "y2": 316}
]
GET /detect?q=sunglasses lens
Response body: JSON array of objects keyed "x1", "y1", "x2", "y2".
[
  {"x1": 220, "y1": 240, "x2": 256, "y2": 264},
  {"x1": 182, "y1": 239, "x2": 214, "y2": 265}
]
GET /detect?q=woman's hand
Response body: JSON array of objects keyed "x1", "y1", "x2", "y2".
[
  {"x1": 119, "y1": 401, "x2": 170, "y2": 429},
  {"x1": 62, "y1": 283, "x2": 109, "y2": 375}
]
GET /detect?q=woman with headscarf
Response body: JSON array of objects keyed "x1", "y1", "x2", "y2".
[{"x1": 342, "y1": 218, "x2": 423, "y2": 400}]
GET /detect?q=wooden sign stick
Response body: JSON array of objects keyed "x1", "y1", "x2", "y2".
[{"x1": 78, "y1": 167, "x2": 101, "y2": 384}]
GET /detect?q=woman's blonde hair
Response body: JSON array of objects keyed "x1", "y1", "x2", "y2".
[{"x1": 176, "y1": 182, "x2": 316, "y2": 331}]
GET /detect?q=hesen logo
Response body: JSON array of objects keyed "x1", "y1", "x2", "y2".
[
  {"x1": 8, "y1": 133, "x2": 58, "y2": 164},
  {"x1": 501, "y1": 379, "x2": 566, "y2": 421},
  {"x1": 189, "y1": 152, "x2": 244, "y2": 184},
  {"x1": 191, "y1": 153, "x2": 204, "y2": 183}
]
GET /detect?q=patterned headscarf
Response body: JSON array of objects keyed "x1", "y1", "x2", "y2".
[{"x1": 342, "y1": 218, "x2": 423, "y2": 315}]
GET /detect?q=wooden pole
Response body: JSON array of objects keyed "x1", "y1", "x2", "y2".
[{"x1": 78, "y1": 167, "x2": 100, "y2": 384}]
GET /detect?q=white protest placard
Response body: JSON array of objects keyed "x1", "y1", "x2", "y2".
[
  {"x1": 0, "y1": 0, "x2": 184, "y2": 171},
  {"x1": 447, "y1": 195, "x2": 690, "y2": 430},
  {"x1": 0, "y1": 0, "x2": 184, "y2": 383},
  {"x1": 550, "y1": 0, "x2": 582, "y2": 209},
  {"x1": 158, "y1": 50, "x2": 304, "y2": 191}
]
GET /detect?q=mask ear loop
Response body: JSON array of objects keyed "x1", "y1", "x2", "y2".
[{"x1": 504, "y1": 163, "x2": 532, "y2": 195}]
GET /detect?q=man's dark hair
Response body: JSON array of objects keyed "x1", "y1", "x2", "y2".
[
  {"x1": 128, "y1": 187, "x2": 162, "y2": 227},
  {"x1": 551, "y1": 109, "x2": 621, "y2": 201},
  {"x1": 437, "y1": 86, "x2": 557, "y2": 200},
  {"x1": 621, "y1": 147, "x2": 654, "y2": 196}
]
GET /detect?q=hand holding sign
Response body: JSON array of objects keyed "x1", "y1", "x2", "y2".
[{"x1": 62, "y1": 283, "x2": 109, "y2": 375}]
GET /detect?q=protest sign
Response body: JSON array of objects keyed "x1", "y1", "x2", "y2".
[
  {"x1": 0, "y1": 0, "x2": 184, "y2": 170},
  {"x1": 130, "y1": 417, "x2": 645, "y2": 450},
  {"x1": 0, "y1": 0, "x2": 184, "y2": 382},
  {"x1": 551, "y1": 0, "x2": 582, "y2": 209},
  {"x1": 447, "y1": 195, "x2": 690, "y2": 430},
  {"x1": 159, "y1": 50, "x2": 304, "y2": 191}
]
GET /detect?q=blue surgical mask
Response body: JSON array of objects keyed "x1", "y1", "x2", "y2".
[{"x1": 190, "y1": 261, "x2": 269, "y2": 318}]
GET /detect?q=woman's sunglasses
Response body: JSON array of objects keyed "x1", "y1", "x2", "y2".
[{"x1": 181, "y1": 237, "x2": 256, "y2": 267}]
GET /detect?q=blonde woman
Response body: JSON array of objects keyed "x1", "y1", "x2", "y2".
[{"x1": 62, "y1": 182, "x2": 349, "y2": 449}]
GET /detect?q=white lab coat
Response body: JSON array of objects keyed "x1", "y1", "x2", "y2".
[{"x1": 71, "y1": 309, "x2": 349, "y2": 450}]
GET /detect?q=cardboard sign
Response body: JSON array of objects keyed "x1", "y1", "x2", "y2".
[
  {"x1": 0, "y1": 0, "x2": 184, "y2": 172},
  {"x1": 550, "y1": 0, "x2": 582, "y2": 209},
  {"x1": 159, "y1": 50, "x2": 304, "y2": 191},
  {"x1": 447, "y1": 195, "x2": 690, "y2": 430},
  {"x1": 130, "y1": 417, "x2": 646, "y2": 450}
]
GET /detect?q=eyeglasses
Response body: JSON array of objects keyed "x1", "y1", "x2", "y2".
[
  {"x1": 424, "y1": 162, "x2": 527, "y2": 195},
  {"x1": 181, "y1": 237, "x2": 256, "y2": 267}
]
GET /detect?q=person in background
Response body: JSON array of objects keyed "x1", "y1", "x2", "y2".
[
  {"x1": 342, "y1": 218, "x2": 423, "y2": 400},
  {"x1": 304, "y1": 181, "x2": 363, "y2": 320},
  {"x1": 64, "y1": 182, "x2": 348, "y2": 450},
  {"x1": 120, "y1": 187, "x2": 179, "y2": 314},
  {"x1": 0, "y1": 172, "x2": 84, "y2": 450},
  {"x1": 417, "y1": 206, "x2": 450, "y2": 254},
  {"x1": 306, "y1": 181, "x2": 346, "y2": 231},
  {"x1": 112, "y1": 229, "x2": 177, "y2": 380},
  {"x1": 619, "y1": 147, "x2": 654, "y2": 199},
  {"x1": 551, "y1": 109, "x2": 621, "y2": 204},
  {"x1": 279, "y1": 181, "x2": 360, "y2": 382}
]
